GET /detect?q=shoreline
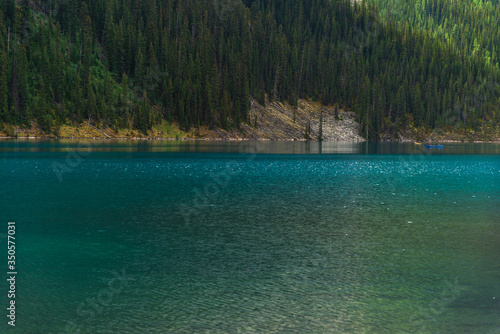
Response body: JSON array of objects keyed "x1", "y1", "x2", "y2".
[
  {"x1": 1, "y1": 99, "x2": 498, "y2": 143},
  {"x1": 1, "y1": 136, "x2": 499, "y2": 143}
]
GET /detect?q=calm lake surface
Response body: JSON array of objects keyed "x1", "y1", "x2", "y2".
[{"x1": 1, "y1": 140, "x2": 499, "y2": 333}]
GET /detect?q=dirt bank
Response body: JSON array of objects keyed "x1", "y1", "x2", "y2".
[
  {"x1": 1, "y1": 99, "x2": 498, "y2": 142},
  {"x1": 0, "y1": 99, "x2": 365, "y2": 141}
]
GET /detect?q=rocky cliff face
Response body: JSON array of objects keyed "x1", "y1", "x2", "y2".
[{"x1": 197, "y1": 99, "x2": 365, "y2": 141}]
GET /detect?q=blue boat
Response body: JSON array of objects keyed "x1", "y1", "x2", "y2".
[{"x1": 426, "y1": 144, "x2": 443, "y2": 149}]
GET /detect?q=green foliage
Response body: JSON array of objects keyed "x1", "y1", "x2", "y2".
[
  {"x1": 0, "y1": 0, "x2": 498, "y2": 139},
  {"x1": 375, "y1": 0, "x2": 500, "y2": 67}
]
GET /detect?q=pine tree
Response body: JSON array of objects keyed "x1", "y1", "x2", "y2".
[
  {"x1": 0, "y1": 49, "x2": 8, "y2": 123},
  {"x1": 0, "y1": 11, "x2": 9, "y2": 122},
  {"x1": 135, "y1": 48, "x2": 145, "y2": 92},
  {"x1": 85, "y1": 76, "x2": 97, "y2": 120},
  {"x1": 318, "y1": 111, "x2": 323, "y2": 141},
  {"x1": 80, "y1": 2, "x2": 93, "y2": 87}
]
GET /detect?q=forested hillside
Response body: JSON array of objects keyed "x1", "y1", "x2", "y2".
[
  {"x1": 0, "y1": 0, "x2": 499, "y2": 140},
  {"x1": 374, "y1": 0, "x2": 500, "y2": 67},
  {"x1": 370, "y1": 0, "x2": 500, "y2": 137}
]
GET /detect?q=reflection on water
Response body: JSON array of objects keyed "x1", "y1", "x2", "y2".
[{"x1": 1, "y1": 138, "x2": 500, "y2": 154}]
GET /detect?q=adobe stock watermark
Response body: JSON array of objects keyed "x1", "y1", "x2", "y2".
[
  {"x1": 384, "y1": 148, "x2": 428, "y2": 194},
  {"x1": 342, "y1": 7, "x2": 383, "y2": 63},
  {"x1": 342, "y1": 0, "x2": 409, "y2": 64},
  {"x1": 51, "y1": 142, "x2": 93, "y2": 182},
  {"x1": 179, "y1": 141, "x2": 265, "y2": 225},
  {"x1": 214, "y1": 0, "x2": 240, "y2": 21},
  {"x1": 408, "y1": 277, "x2": 466, "y2": 333},
  {"x1": 59, "y1": 267, "x2": 135, "y2": 334}
]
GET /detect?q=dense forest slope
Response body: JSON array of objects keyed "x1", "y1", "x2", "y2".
[
  {"x1": 0, "y1": 0, "x2": 499, "y2": 140},
  {"x1": 374, "y1": 0, "x2": 500, "y2": 68}
]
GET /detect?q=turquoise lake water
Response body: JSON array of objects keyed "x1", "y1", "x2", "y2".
[{"x1": 0, "y1": 140, "x2": 499, "y2": 333}]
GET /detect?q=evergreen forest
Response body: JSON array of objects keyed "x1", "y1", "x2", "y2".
[{"x1": 0, "y1": 0, "x2": 499, "y2": 139}]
